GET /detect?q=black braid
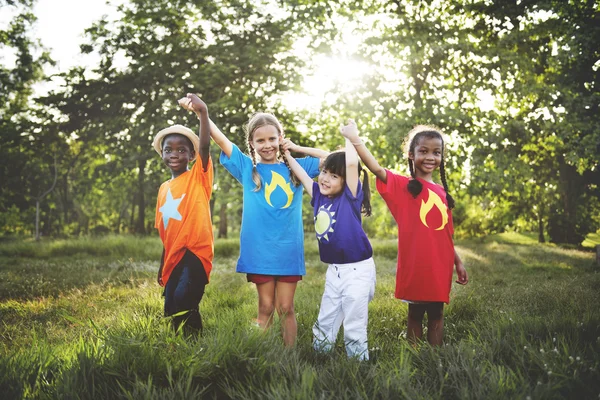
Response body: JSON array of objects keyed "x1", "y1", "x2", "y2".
[
  {"x1": 360, "y1": 165, "x2": 372, "y2": 216},
  {"x1": 407, "y1": 158, "x2": 423, "y2": 198},
  {"x1": 249, "y1": 145, "x2": 262, "y2": 192},
  {"x1": 439, "y1": 161, "x2": 455, "y2": 209},
  {"x1": 279, "y1": 143, "x2": 300, "y2": 186}
]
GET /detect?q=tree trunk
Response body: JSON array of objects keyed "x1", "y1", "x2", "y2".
[
  {"x1": 35, "y1": 199, "x2": 40, "y2": 241},
  {"x1": 218, "y1": 201, "x2": 228, "y2": 239},
  {"x1": 135, "y1": 158, "x2": 147, "y2": 234},
  {"x1": 537, "y1": 212, "x2": 545, "y2": 243},
  {"x1": 35, "y1": 157, "x2": 58, "y2": 241},
  {"x1": 130, "y1": 191, "x2": 136, "y2": 232}
]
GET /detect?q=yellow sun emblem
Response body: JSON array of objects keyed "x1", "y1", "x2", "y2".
[{"x1": 315, "y1": 204, "x2": 336, "y2": 242}]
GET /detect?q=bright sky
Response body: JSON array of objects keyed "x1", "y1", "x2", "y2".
[
  {"x1": 0, "y1": 0, "x2": 122, "y2": 95},
  {"x1": 34, "y1": 0, "x2": 122, "y2": 71},
  {"x1": 2, "y1": 0, "x2": 373, "y2": 105},
  {"x1": 1, "y1": 0, "x2": 494, "y2": 110}
]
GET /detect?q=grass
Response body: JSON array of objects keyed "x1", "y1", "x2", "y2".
[{"x1": 0, "y1": 234, "x2": 599, "y2": 399}]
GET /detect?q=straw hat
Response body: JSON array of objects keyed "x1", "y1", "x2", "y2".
[{"x1": 152, "y1": 124, "x2": 199, "y2": 156}]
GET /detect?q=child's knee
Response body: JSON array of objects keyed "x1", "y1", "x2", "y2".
[
  {"x1": 426, "y1": 303, "x2": 444, "y2": 321},
  {"x1": 276, "y1": 302, "x2": 295, "y2": 317},
  {"x1": 258, "y1": 303, "x2": 275, "y2": 316},
  {"x1": 408, "y1": 305, "x2": 426, "y2": 321}
]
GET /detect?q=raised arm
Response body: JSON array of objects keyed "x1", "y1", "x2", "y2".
[
  {"x1": 177, "y1": 94, "x2": 210, "y2": 171},
  {"x1": 282, "y1": 139, "x2": 329, "y2": 159},
  {"x1": 179, "y1": 94, "x2": 233, "y2": 158},
  {"x1": 340, "y1": 120, "x2": 387, "y2": 183},
  {"x1": 340, "y1": 122, "x2": 360, "y2": 197},
  {"x1": 283, "y1": 150, "x2": 314, "y2": 197}
]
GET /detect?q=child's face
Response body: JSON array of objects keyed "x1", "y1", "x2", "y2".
[
  {"x1": 409, "y1": 136, "x2": 443, "y2": 180},
  {"x1": 162, "y1": 134, "x2": 195, "y2": 177},
  {"x1": 250, "y1": 125, "x2": 281, "y2": 164},
  {"x1": 318, "y1": 169, "x2": 344, "y2": 198}
]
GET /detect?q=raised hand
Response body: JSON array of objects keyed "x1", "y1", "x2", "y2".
[
  {"x1": 281, "y1": 138, "x2": 299, "y2": 153},
  {"x1": 340, "y1": 119, "x2": 360, "y2": 142},
  {"x1": 178, "y1": 93, "x2": 207, "y2": 114}
]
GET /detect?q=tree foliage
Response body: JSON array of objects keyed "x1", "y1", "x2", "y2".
[{"x1": 1, "y1": 0, "x2": 598, "y2": 244}]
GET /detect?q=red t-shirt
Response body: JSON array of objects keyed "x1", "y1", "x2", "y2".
[
  {"x1": 155, "y1": 158, "x2": 214, "y2": 286},
  {"x1": 376, "y1": 170, "x2": 455, "y2": 303}
]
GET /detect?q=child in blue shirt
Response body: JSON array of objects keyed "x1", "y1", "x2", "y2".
[{"x1": 179, "y1": 93, "x2": 326, "y2": 346}]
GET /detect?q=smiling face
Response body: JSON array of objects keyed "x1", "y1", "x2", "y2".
[
  {"x1": 408, "y1": 135, "x2": 443, "y2": 181},
  {"x1": 162, "y1": 134, "x2": 195, "y2": 178},
  {"x1": 250, "y1": 124, "x2": 281, "y2": 164},
  {"x1": 318, "y1": 151, "x2": 346, "y2": 198},
  {"x1": 318, "y1": 169, "x2": 344, "y2": 198}
]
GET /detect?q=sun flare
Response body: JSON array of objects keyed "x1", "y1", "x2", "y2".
[{"x1": 282, "y1": 55, "x2": 372, "y2": 110}]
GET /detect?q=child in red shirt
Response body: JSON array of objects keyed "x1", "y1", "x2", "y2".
[
  {"x1": 153, "y1": 97, "x2": 213, "y2": 334},
  {"x1": 343, "y1": 123, "x2": 468, "y2": 346}
]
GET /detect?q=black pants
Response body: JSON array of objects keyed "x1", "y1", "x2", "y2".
[{"x1": 164, "y1": 250, "x2": 208, "y2": 334}]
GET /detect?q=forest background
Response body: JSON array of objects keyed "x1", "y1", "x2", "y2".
[{"x1": 1, "y1": 0, "x2": 599, "y2": 246}]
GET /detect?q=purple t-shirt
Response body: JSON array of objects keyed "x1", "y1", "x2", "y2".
[{"x1": 311, "y1": 181, "x2": 373, "y2": 264}]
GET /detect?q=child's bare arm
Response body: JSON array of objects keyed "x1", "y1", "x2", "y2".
[
  {"x1": 340, "y1": 120, "x2": 387, "y2": 183},
  {"x1": 178, "y1": 94, "x2": 233, "y2": 158},
  {"x1": 454, "y1": 249, "x2": 468, "y2": 285},
  {"x1": 207, "y1": 119, "x2": 233, "y2": 158},
  {"x1": 157, "y1": 247, "x2": 165, "y2": 286},
  {"x1": 282, "y1": 139, "x2": 329, "y2": 159},
  {"x1": 341, "y1": 122, "x2": 360, "y2": 197},
  {"x1": 283, "y1": 150, "x2": 314, "y2": 197},
  {"x1": 178, "y1": 93, "x2": 210, "y2": 171}
]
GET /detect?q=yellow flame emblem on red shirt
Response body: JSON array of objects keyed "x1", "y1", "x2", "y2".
[
  {"x1": 265, "y1": 171, "x2": 294, "y2": 209},
  {"x1": 419, "y1": 188, "x2": 448, "y2": 230}
]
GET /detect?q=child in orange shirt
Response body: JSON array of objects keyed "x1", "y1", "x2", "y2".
[{"x1": 153, "y1": 96, "x2": 213, "y2": 334}]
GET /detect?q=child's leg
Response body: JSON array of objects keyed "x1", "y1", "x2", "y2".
[
  {"x1": 255, "y1": 281, "x2": 276, "y2": 329},
  {"x1": 407, "y1": 303, "x2": 427, "y2": 345},
  {"x1": 274, "y1": 281, "x2": 298, "y2": 347},
  {"x1": 425, "y1": 302, "x2": 444, "y2": 346},
  {"x1": 341, "y1": 260, "x2": 376, "y2": 360},
  {"x1": 164, "y1": 252, "x2": 207, "y2": 334},
  {"x1": 313, "y1": 265, "x2": 344, "y2": 353}
]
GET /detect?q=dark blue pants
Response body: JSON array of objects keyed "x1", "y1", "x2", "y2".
[{"x1": 164, "y1": 250, "x2": 208, "y2": 334}]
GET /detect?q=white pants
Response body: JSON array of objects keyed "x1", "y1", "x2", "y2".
[{"x1": 312, "y1": 257, "x2": 376, "y2": 360}]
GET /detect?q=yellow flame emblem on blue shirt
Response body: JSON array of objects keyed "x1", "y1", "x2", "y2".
[
  {"x1": 265, "y1": 171, "x2": 294, "y2": 209},
  {"x1": 419, "y1": 188, "x2": 448, "y2": 230}
]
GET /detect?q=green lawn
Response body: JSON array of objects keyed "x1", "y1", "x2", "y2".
[{"x1": 0, "y1": 235, "x2": 598, "y2": 399}]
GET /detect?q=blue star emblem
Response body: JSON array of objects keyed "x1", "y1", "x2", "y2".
[{"x1": 159, "y1": 188, "x2": 185, "y2": 229}]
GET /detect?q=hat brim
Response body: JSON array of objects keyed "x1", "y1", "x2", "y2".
[{"x1": 153, "y1": 124, "x2": 199, "y2": 156}]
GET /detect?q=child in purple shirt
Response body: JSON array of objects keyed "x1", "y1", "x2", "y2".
[{"x1": 283, "y1": 120, "x2": 375, "y2": 360}]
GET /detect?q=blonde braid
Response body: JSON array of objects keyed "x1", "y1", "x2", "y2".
[
  {"x1": 279, "y1": 143, "x2": 300, "y2": 187},
  {"x1": 249, "y1": 145, "x2": 262, "y2": 192}
]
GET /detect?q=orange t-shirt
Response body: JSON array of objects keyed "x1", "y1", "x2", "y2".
[{"x1": 155, "y1": 158, "x2": 214, "y2": 286}]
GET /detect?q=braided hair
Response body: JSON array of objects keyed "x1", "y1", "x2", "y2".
[
  {"x1": 245, "y1": 112, "x2": 299, "y2": 191},
  {"x1": 404, "y1": 125, "x2": 455, "y2": 209},
  {"x1": 321, "y1": 151, "x2": 372, "y2": 216}
]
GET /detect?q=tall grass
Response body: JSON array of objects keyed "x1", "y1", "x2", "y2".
[{"x1": 0, "y1": 234, "x2": 598, "y2": 399}]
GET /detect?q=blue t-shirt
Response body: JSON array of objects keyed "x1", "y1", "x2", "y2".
[
  {"x1": 220, "y1": 144, "x2": 320, "y2": 275},
  {"x1": 310, "y1": 181, "x2": 373, "y2": 264}
]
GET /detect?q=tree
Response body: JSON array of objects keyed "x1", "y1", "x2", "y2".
[
  {"x1": 0, "y1": 0, "x2": 56, "y2": 236},
  {"x1": 465, "y1": 0, "x2": 600, "y2": 244}
]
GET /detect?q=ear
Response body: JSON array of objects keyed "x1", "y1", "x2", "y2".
[{"x1": 408, "y1": 151, "x2": 415, "y2": 160}]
